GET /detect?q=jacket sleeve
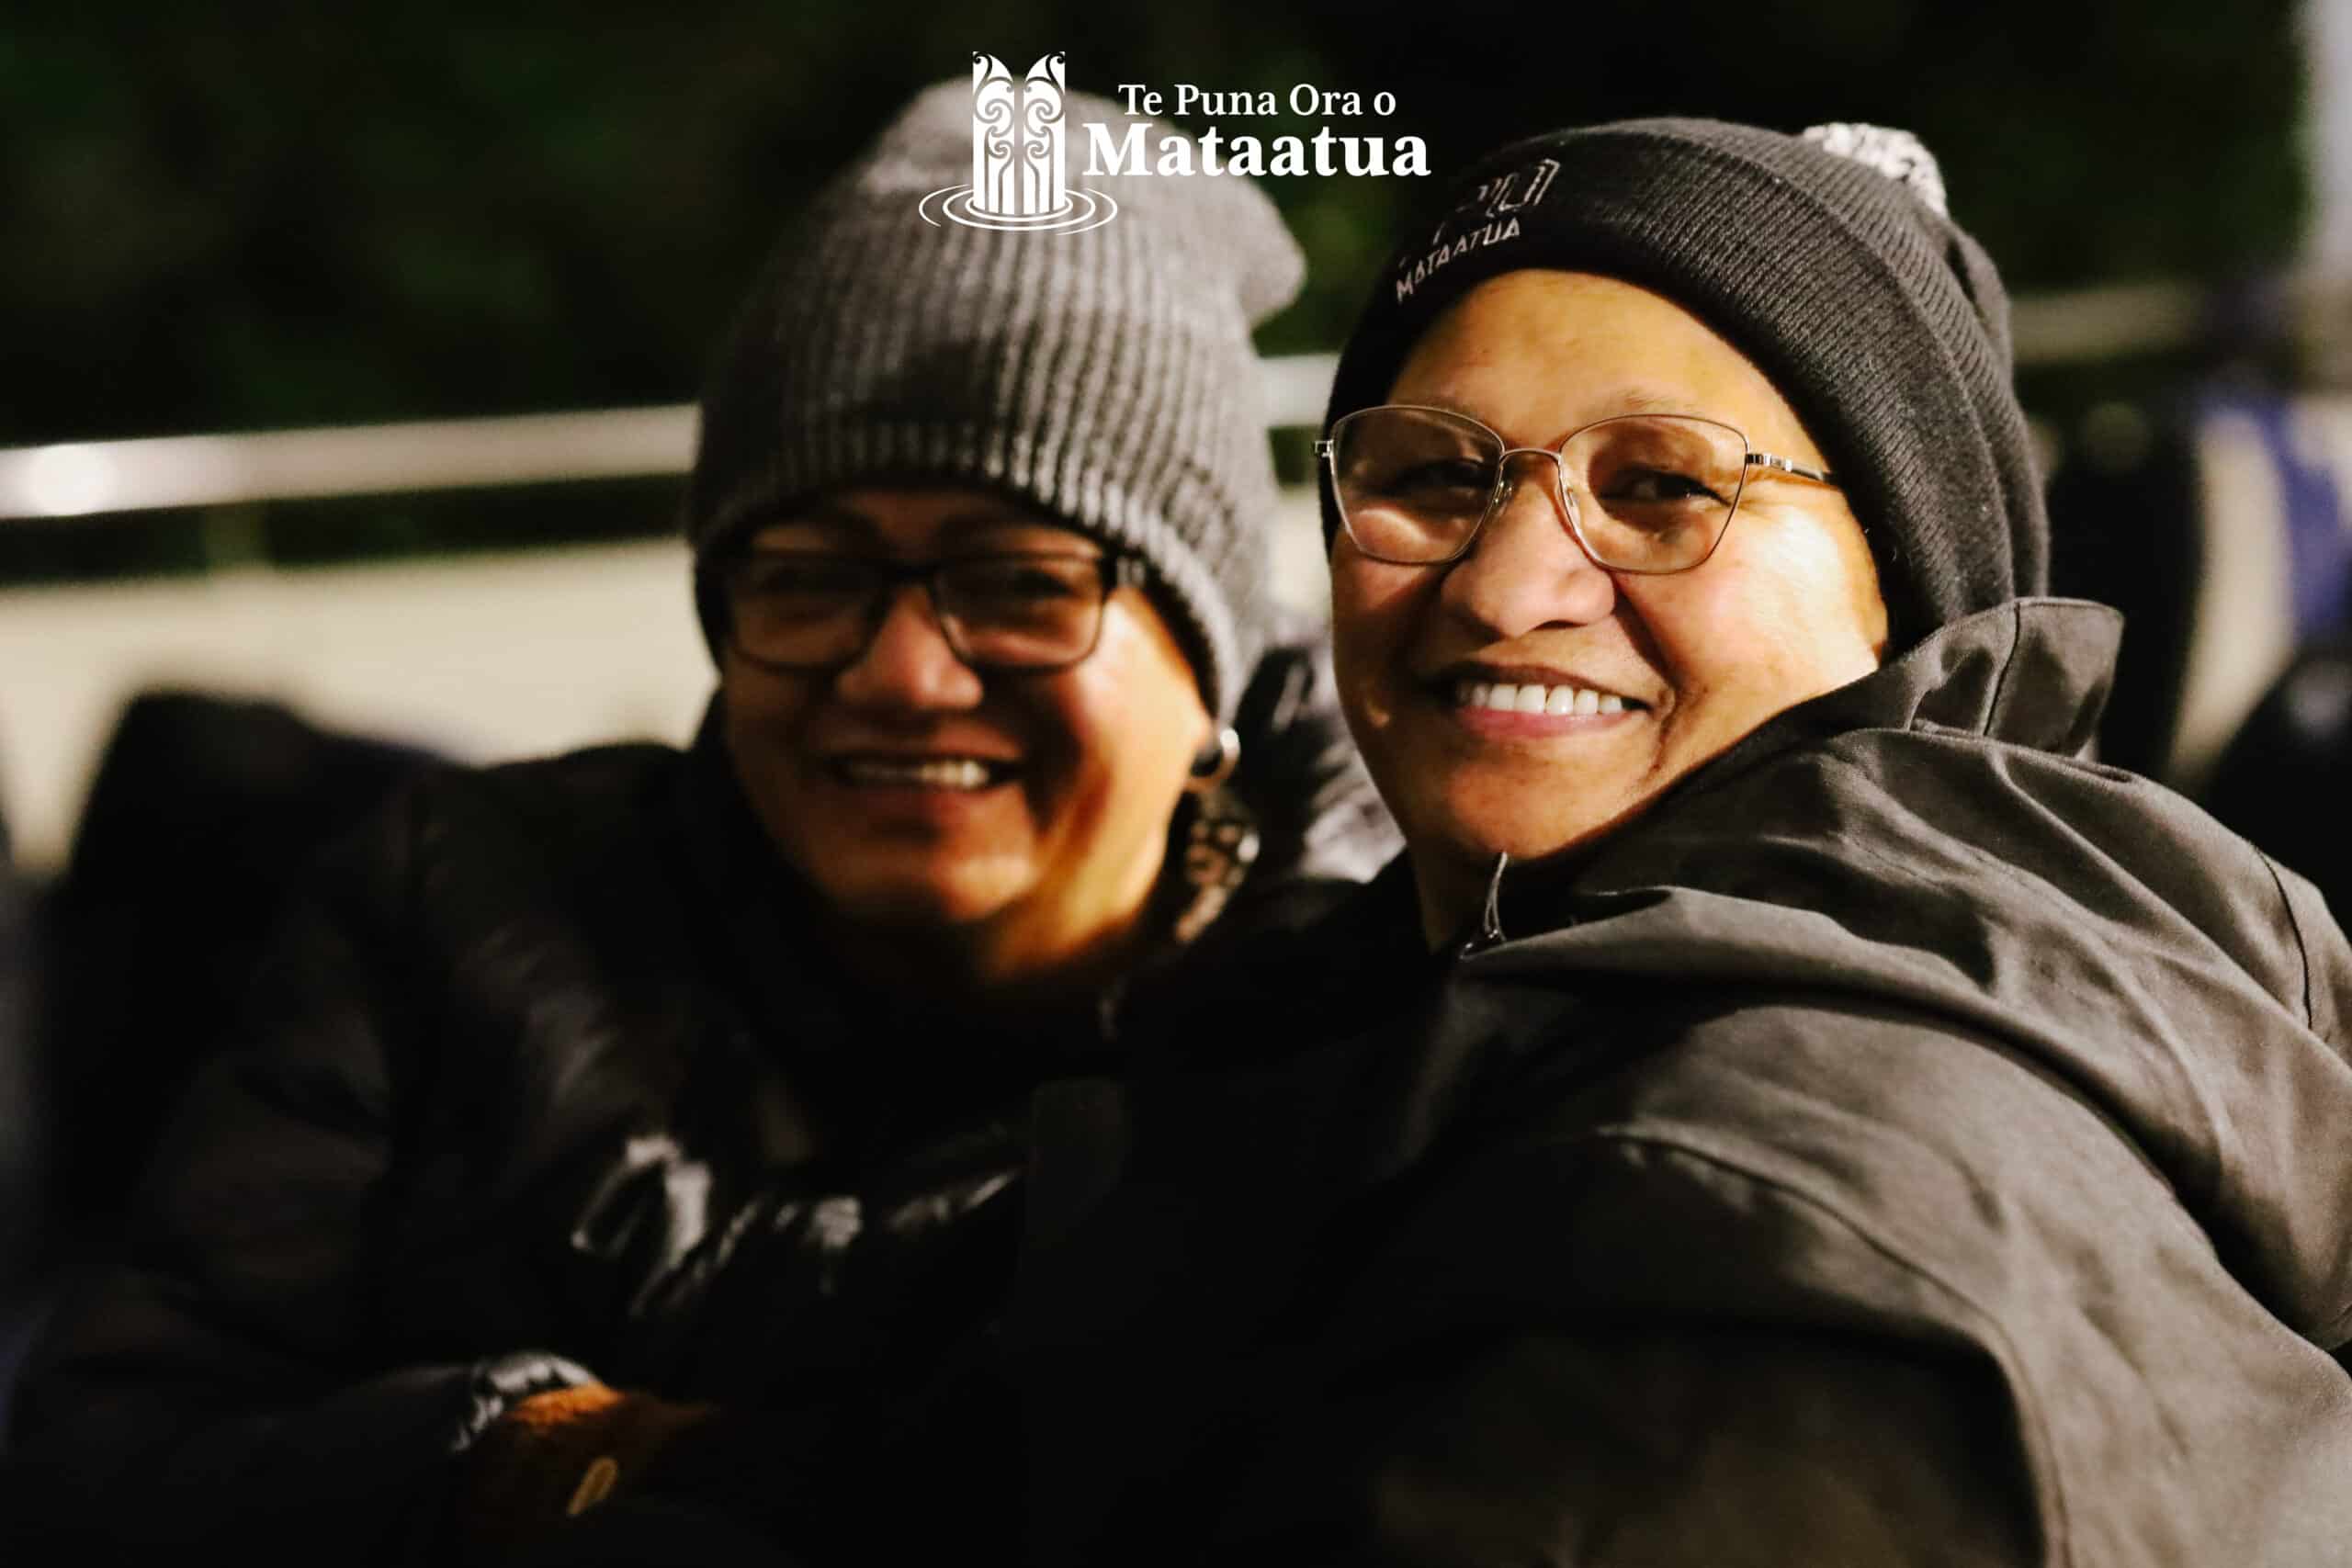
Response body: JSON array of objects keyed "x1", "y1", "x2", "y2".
[
  {"x1": 1270, "y1": 1136, "x2": 2051, "y2": 1568},
  {"x1": 1193, "y1": 1325, "x2": 2041, "y2": 1568},
  {"x1": 0, "y1": 782, "x2": 589, "y2": 1559},
  {"x1": 1101, "y1": 1098, "x2": 2051, "y2": 1567}
]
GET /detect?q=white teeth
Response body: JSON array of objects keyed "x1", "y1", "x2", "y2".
[
  {"x1": 840, "y1": 757, "x2": 999, "y2": 789},
  {"x1": 1450, "y1": 679, "x2": 1636, "y2": 716}
]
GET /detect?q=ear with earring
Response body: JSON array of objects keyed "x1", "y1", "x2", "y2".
[
  {"x1": 1172, "y1": 726, "x2": 1257, "y2": 945},
  {"x1": 1186, "y1": 726, "x2": 1241, "y2": 792}
]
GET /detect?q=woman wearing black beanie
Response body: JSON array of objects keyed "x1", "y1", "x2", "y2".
[{"x1": 1006, "y1": 120, "x2": 2352, "y2": 1566}]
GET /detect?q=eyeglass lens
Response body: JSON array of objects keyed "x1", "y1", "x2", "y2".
[
  {"x1": 727, "y1": 552, "x2": 1113, "y2": 670},
  {"x1": 1330, "y1": 406, "x2": 1751, "y2": 572}
]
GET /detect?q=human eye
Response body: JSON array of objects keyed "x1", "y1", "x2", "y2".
[
  {"x1": 1342, "y1": 444, "x2": 1494, "y2": 527},
  {"x1": 1332, "y1": 409, "x2": 1498, "y2": 522},
  {"x1": 735, "y1": 554, "x2": 874, "y2": 615},
  {"x1": 1582, "y1": 420, "x2": 1741, "y2": 523},
  {"x1": 1600, "y1": 465, "x2": 1726, "y2": 506},
  {"x1": 1375, "y1": 456, "x2": 1491, "y2": 501},
  {"x1": 954, "y1": 554, "x2": 1095, "y2": 607}
]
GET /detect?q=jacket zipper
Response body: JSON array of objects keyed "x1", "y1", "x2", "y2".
[{"x1": 1458, "y1": 852, "x2": 1510, "y2": 958}]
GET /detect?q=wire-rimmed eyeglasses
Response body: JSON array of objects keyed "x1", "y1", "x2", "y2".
[{"x1": 1316, "y1": 403, "x2": 1839, "y2": 574}]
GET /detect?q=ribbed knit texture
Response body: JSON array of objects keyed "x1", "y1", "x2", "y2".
[
  {"x1": 687, "y1": 80, "x2": 1304, "y2": 724},
  {"x1": 1323, "y1": 118, "x2": 2048, "y2": 648}
]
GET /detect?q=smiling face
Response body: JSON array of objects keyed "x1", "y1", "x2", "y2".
[
  {"x1": 718, "y1": 487, "x2": 1214, "y2": 987},
  {"x1": 1329, "y1": 270, "x2": 1889, "y2": 942}
]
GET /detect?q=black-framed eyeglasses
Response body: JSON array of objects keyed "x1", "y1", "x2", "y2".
[
  {"x1": 718, "y1": 547, "x2": 1148, "y2": 673},
  {"x1": 1315, "y1": 403, "x2": 1839, "y2": 574}
]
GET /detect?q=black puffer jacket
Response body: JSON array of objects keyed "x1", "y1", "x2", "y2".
[
  {"x1": 1008, "y1": 601, "x2": 2352, "y2": 1566},
  {"x1": 0, "y1": 629, "x2": 1396, "y2": 1560}
]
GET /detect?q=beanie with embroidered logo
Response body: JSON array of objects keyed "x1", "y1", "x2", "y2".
[{"x1": 1323, "y1": 118, "x2": 2048, "y2": 647}]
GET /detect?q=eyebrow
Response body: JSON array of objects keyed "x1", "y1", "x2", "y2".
[
  {"x1": 756, "y1": 503, "x2": 883, "y2": 546},
  {"x1": 1396, "y1": 385, "x2": 1708, "y2": 435},
  {"x1": 1599, "y1": 387, "x2": 1694, "y2": 416},
  {"x1": 752, "y1": 502, "x2": 1071, "y2": 548}
]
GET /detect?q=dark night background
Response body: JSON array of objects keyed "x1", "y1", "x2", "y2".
[{"x1": 0, "y1": 0, "x2": 2312, "y2": 579}]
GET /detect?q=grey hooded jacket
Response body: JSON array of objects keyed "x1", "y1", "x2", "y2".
[{"x1": 1008, "y1": 598, "x2": 2352, "y2": 1567}]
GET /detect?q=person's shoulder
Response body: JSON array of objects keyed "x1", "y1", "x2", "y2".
[
  {"x1": 1809, "y1": 719, "x2": 2334, "y2": 1014},
  {"x1": 480, "y1": 738, "x2": 690, "y2": 818},
  {"x1": 395, "y1": 739, "x2": 689, "y2": 844},
  {"x1": 1125, "y1": 854, "x2": 1426, "y2": 1065},
  {"x1": 299, "y1": 738, "x2": 698, "y2": 928}
]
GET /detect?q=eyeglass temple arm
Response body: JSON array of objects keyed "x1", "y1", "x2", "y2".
[{"x1": 1746, "y1": 451, "x2": 1837, "y2": 486}]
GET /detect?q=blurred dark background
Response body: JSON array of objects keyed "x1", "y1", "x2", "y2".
[{"x1": 0, "y1": 0, "x2": 2310, "y2": 575}]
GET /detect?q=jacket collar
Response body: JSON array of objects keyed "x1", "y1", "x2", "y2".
[
  {"x1": 1444, "y1": 597, "x2": 2125, "y2": 952},
  {"x1": 1565, "y1": 596, "x2": 2125, "y2": 859},
  {"x1": 1706, "y1": 596, "x2": 2122, "y2": 779}
]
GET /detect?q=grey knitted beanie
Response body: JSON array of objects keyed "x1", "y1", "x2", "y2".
[
  {"x1": 1323, "y1": 118, "x2": 2048, "y2": 648},
  {"x1": 687, "y1": 75, "x2": 1305, "y2": 726}
]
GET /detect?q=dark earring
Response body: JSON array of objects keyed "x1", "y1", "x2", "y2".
[
  {"x1": 1173, "y1": 728, "x2": 1258, "y2": 945},
  {"x1": 1188, "y1": 726, "x2": 1240, "y2": 790}
]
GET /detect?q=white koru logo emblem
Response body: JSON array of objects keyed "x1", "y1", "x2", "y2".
[{"x1": 920, "y1": 52, "x2": 1118, "y2": 233}]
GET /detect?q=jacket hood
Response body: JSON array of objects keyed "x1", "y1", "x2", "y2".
[{"x1": 1470, "y1": 596, "x2": 2352, "y2": 1348}]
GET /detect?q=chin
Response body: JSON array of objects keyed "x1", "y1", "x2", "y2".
[
  {"x1": 816, "y1": 860, "x2": 1029, "y2": 930},
  {"x1": 1424, "y1": 795, "x2": 1640, "y2": 870}
]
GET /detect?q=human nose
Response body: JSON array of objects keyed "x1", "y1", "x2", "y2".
[
  {"x1": 1440, "y1": 448, "x2": 1618, "y2": 636},
  {"x1": 831, "y1": 583, "x2": 988, "y2": 710}
]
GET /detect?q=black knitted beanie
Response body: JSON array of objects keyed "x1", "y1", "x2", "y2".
[
  {"x1": 1323, "y1": 118, "x2": 2048, "y2": 647},
  {"x1": 687, "y1": 76, "x2": 1304, "y2": 726}
]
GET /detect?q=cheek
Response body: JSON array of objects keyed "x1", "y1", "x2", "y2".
[
  {"x1": 718, "y1": 664, "x2": 835, "y2": 874},
  {"x1": 1640, "y1": 523, "x2": 1882, "y2": 725},
  {"x1": 718, "y1": 660, "x2": 814, "y2": 774},
  {"x1": 1023, "y1": 677, "x2": 1112, "y2": 819},
  {"x1": 1330, "y1": 553, "x2": 1435, "y2": 734},
  {"x1": 1739, "y1": 518, "x2": 1886, "y2": 681},
  {"x1": 1036, "y1": 617, "x2": 1207, "y2": 839}
]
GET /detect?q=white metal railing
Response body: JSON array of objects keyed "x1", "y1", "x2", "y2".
[
  {"x1": 0, "y1": 407, "x2": 701, "y2": 520},
  {"x1": 0, "y1": 273, "x2": 2252, "y2": 525},
  {"x1": 0, "y1": 355, "x2": 1344, "y2": 523}
]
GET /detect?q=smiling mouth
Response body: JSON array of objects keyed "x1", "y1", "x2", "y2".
[
  {"x1": 1445, "y1": 678, "x2": 1645, "y2": 716},
  {"x1": 828, "y1": 755, "x2": 1018, "y2": 791}
]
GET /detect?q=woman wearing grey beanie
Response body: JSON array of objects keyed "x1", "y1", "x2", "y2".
[
  {"x1": 1001, "y1": 120, "x2": 2352, "y2": 1565},
  {"x1": 0, "y1": 77, "x2": 1394, "y2": 1560}
]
